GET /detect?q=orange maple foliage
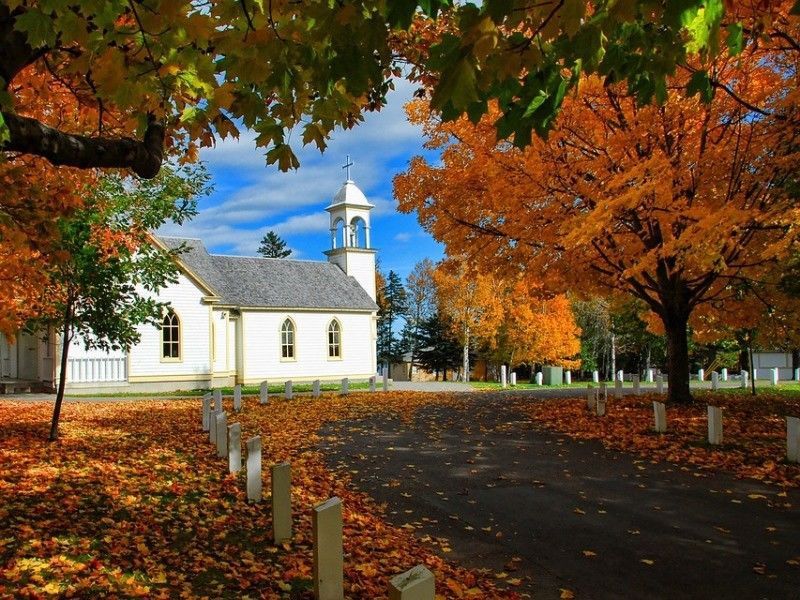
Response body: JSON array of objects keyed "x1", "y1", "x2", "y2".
[
  {"x1": 518, "y1": 393, "x2": 800, "y2": 489},
  {"x1": 395, "y1": 4, "x2": 800, "y2": 403},
  {"x1": 0, "y1": 393, "x2": 520, "y2": 599}
]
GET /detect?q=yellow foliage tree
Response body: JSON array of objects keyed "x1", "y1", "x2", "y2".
[{"x1": 395, "y1": 5, "x2": 800, "y2": 402}]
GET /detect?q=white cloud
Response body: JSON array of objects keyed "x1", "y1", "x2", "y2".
[
  {"x1": 393, "y1": 231, "x2": 412, "y2": 242},
  {"x1": 268, "y1": 212, "x2": 329, "y2": 236}
]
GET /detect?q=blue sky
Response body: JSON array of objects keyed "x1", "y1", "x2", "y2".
[{"x1": 158, "y1": 78, "x2": 443, "y2": 280}]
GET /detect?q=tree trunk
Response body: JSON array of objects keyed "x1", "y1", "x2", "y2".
[
  {"x1": 749, "y1": 343, "x2": 756, "y2": 396},
  {"x1": 462, "y1": 325, "x2": 470, "y2": 383},
  {"x1": 610, "y1": 333, "x2": 616, "y2": 382},
  {"x1": 792, "y1": 349, "x2": 799, "y2": 375},
  {"x1": 49, "y1": 299, "x2": 73, "y2": 441},
  {"x1": 663, "y1": 308, "x2": 691, "y2": 404}
]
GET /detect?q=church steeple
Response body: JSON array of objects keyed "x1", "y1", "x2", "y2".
[{"x1": 324, "y1": 158, "x2": 377, "y2": 301}]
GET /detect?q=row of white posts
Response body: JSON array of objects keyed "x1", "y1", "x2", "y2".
[
  {"x1": 201, "y1": 388, "x2": 434, "y2": 600},
  {"x1": 583, "y1": 387, "x2": 799, "y2": 462}
]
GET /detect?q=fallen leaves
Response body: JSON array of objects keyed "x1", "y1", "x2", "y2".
[
  {"x1": 0, "y1": 393, "x2": 520, "y2": 598},
  {"x1": 517, "y1": 393, "x2": 800, "y2": 489}
]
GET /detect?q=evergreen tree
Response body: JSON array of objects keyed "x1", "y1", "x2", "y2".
[
  {"x1": 257, "y1": 231, "x2": 292, "y2": 258},
  {"x1": 376, "y1": 270, "x2": 408, "y2": 368},
  {"x1": 415, "y1": 313, "x2": 463, "y2": 380}
]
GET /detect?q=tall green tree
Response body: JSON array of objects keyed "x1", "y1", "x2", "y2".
[
  {"x1": 377, "y1": 270, "x2": 408, "y2": 368},
  {"x1": 414, "y1": 313, "x2": 464, "y2": 381},
  {"x1": 404, "y1": 259, "x2": 437, "y2": 378},
  {"x1": 43, "y1": 165, "x2": 208, "y2": 440},
  {"x1": 257, "y1": 231, "x2": 292, "y2": 259}
]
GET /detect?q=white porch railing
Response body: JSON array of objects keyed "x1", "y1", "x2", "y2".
[{"x1": 67, "y1": 356, "x2": 127, "y2": 383}]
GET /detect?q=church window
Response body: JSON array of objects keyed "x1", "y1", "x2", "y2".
[
  {"x1": 328, "y1": 320, "x2": 341, "y2": 358},
  {"x1": 281, "y1": 318, "x2": 295, "y2": 359},
  {"x1": 162, "y1": 311, "x2": 180, "y2": 359}
]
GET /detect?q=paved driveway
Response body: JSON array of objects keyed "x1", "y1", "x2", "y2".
[{"x1": 320, "y1": 395, "x2": 800, "y2": 599}]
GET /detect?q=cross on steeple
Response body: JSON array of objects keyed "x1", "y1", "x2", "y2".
[{"x1": 342, "y1": 154, "x2": 354, "y2": 181}]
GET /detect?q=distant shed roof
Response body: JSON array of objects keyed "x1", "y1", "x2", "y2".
[{"x1": 157, "y1": 237, "x2": 378, "y2": 311}]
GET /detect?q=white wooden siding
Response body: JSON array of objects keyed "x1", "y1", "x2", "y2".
[
  {"x1": 127, "y1": 272, "x2": 211, "y2": 378},
  {"x1": 242, "y1": 310, "x2": 376, "y2": 381}
]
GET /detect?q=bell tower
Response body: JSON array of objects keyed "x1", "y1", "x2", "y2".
[{"x1": 324, "y1": 156, "x2": 377, "y2": 301}]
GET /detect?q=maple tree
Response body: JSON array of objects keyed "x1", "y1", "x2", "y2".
[
  {"x1": 40, "y1": 166, "x2": 207, "y2": 440},
  {"x1": 0, "y1": 1, "x2": 774, "y2": 176},
  {"x1": 395, "y1": 5, "x2": 800, "y2": 403},
  {"x1": 433, "y1": 262, "x2": 504, "y2": 382},
  {"x1": 485, "y1": 279, "x2": 581, "y2": 372}
]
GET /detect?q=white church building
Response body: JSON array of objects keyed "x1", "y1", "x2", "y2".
[{"x1": 0, "y1": 176, "x2": 379, "y2": 394}]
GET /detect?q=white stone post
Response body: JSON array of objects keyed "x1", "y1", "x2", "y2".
[
  {"x1": 500, "y1": 365, "x2": 507, "y2": 388},
  {"x1": 312, "y1": 379, "x2": 321, "y2": 398},
  {"x1": 753, "y1": 367, "x2": 759, "y2": 381},
  {"x1": 721, "y1": 368, "x2": 728, "y2": 382},
  {"x1": 209, "y1": 409, "x2": 218, "y2": 443},
  {"x1": 741, "y1": 370, "x2": 749, "y2": 389},
  {"x1": 382, "y1": 371, "x2": 389, "y2": 392},
  {"x1": 202, "y1": 394, "x2": 212, "y2": 431},
  {"x1": 228, "y1": 423, "x2": 241, "y2": 474},
  {"x1": 653, "y1": 401, "x2": 667, "y2": 433},
  {"x1": 646, "y1": 368, "x2": 654, "y2": 383},
  {"x1": 656, "y1": 374, "x2": 664, "y2": 395},
  {"x1": 787, "y1": 416, "x2": 800, "y2": 463},
  {"x1": 260, "y1": 380, "x2": 269, "y2": 405},
  {"x1": 698, "y1": 368, "x2": 705, "y2": 382},
  {"x1": 795, "y1": 368, "x2": 800, "y2": 382},
  {"x1": 632, "y1": 375, "x2": 640, "y2": 395},
  {"x1": 233, "y1": 384, "x2": 242, "y2": 412},
  {"x1": 369, "y1": 376, "x2": 376, "y2": 393},
  {"x1": 215, "y1": 412, "x2": 228, "y2": 458},
  {"x1": 285, "y1": 380, "x2": 293, "y2": 400},
  {"x1": 617, "y1": 369, "x2": 624, "y2": 383},
  {"x1": 340, "y1": 377, "x2": 349, "y2": 395},
  {"x1": 707, "y1": 406, "x2": 723, "y2": 445},
  {"x1": 614, "y1": 378, "x2": 623, "y2": 399},
  {"x1": 389, "y1": 565, "x2": 435, "y2": 600},
  {"x1": 592, "y1": 370, "x2": 599, "y2": 383},
  {"x1": 772, "y1": 367, "x2": 779, "y2": 386},
  {"x1": 313, "y1": 497, "x2": 344, "y2": 600},
  {"x1": 596, "y1": 394, "x2": 606, "y2": 416},
  {"x1": 535, "y1": 372, "x2": 543, "y2": 385},
  {"x1": 246, "y1": 436, "x2": 262, "y2": 502},
  {"x1": 510, "y1": 372, "x2": 517, "y2": 386},
  {"x1": 711, "y1": 371, "x2": 719, "y2": 391},
  {"x1": 271, "y1": 462, "x2": 292, "y2": 543},
  {"x1": 213, "y1": 389, "x2": 223, "y2": 411},
  {"x1": 564, "y1": 371, "x2": 571, "y2": 385}
]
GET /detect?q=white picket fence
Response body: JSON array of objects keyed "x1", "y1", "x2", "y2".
[{"x1": 67, "y1": 356, "x2": 127, "y2": 383}]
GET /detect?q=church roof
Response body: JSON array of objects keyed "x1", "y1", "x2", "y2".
[
  {"x1": 157, "y1": 237, "x2": 378, "y2": 311},
  {"x1": 326, "y1": 180, "x2": 374, "y2": 209}
]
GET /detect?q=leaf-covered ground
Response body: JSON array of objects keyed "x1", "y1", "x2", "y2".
[
  {"x1": 517, "y1": 392, "x2": 800, "y2": 489},
  {"x1": 0, "y1": 393, "x2": 519, "y2": 598}
]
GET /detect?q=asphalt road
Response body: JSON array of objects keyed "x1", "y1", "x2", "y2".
[{"x1": 320, "y1": 395, "x2": 800, "y2": 600}]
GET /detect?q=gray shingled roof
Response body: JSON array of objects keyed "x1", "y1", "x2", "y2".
[{"x1": 157, "y1": 237, "x2": 378, "y2": 311}]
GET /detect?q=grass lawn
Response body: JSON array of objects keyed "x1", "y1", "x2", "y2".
[
  {"x1": 66, "y1": 381, "x2": 372, "y2": 398},
  {"x1": 0, "y1": 392, "x2": 513, "y2": 598}
]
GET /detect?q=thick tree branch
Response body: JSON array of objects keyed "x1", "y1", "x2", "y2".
[{"x1": 1, "y1": 112, "x2": 164, "y2": 178}]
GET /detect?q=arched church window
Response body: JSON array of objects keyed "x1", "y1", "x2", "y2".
[
  {"x1": 333, "y1": 218, "x2": 346, "y2": 248},
  {"x1": 161, "y1": 311, "x2": 180, "y2": 359},
  {"x1": 328, "y1": 320, "x2": 341, "y2": 358},
  {"x1": 281, "y1": 318, "x2": 295, "y2": 359}
]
